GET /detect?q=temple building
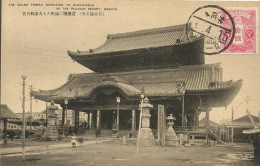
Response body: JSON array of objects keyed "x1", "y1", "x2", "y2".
[{"x1": 32, "y1": 24, "x2": 242, "y2": 137}]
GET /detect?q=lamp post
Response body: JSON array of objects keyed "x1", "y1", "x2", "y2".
[
  {"x1": 21, "y1": 75, "x2": 27, "y2": 161},
  {"x1": 116, "y1": 97, "x2": 120, "y2": 135},
  {"x1": 136, "y1": 92, "x2": 145, "y2": 153}
]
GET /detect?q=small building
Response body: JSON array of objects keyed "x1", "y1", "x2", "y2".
[
  {"x1": 232, "y1": 115, "x2": 260, "y2": 142},
  {"x1": 0, "y1": 105, "x2": 19, "y2": 143},
  {"x1": 16, "y1": 112, "x2": 40, "y2": 126},
  {"x1": 199, "y1": 117, "x2": 219, "y2": 128}
]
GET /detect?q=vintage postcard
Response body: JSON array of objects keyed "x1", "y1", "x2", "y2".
[{"x1": 1, "y1": 0, "x2": 260, "y2": 165}]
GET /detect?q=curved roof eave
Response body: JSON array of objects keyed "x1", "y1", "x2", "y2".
[{"x1": 67, "y1": 37, "x2": 203, "y2": 58}]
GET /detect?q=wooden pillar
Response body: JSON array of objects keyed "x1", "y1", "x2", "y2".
[
  {"x1": 227, "y1": 127, "x2": 230, "y2": 143},
  {"x1": 195, "y1": 111, "x2": 199, "y2": 128},
  {"x1": 87, "y1": 112, "x2": 90, "y2": 129},
  {"x1": 74, "y1": 110, "x2": 79, "y2": 134},
  {"x1": 131, "y1": 109, "x2": 136, "y2": 137},
  {"x1": 74, "y1": 110, "x2": 76, "y2": 132},
  {"x1": 45, "y1": 102, "x2": 48, "y2": 128},
  {"x1": 117, "y1": 103, "x2": 120, "y2": 133},
  {"x1": 206, "y1": 108, "x2": 210, "y2": 132},
  {"x1": 206, "y1": 108, "x2": 210, "y2": 144},
  {"x1": 97, "y1": 109, "x2": 100, "y2": 129},
  {"x1": 162, "y1": 105, "x2": 166, "y2": 146},
  {"x1": 65, "y1": 106, "x2": 67, "y2": 125},
  {"x1": 112, "y1": 111, "x2": 115, "y2": 128},
  {"x1": 92, "y1": 111, "x2": 97, "y2": 129},
  {"x1": 62, "y1": 106, "x2": 65, "y2": 125},
  {"x1": 181, "y1": 96, "x2": 185, "y2": 131},
  {"x1": 193, "y1": 110, "x2": 199, "y2": 130},
  {"x1": 3, "y1": 119, "x2": 7, "y2": 144},
  {"x1": 157, "y1": 106, "x2": 161, "y2": 145},
  {"x1": 219, "y1": 128, "x2": 222, "y2": 142},
  {"x1": 89, "y1": 112, "x2": 92, "y2": 129},
  {"x1": 77, "y1": 110, "x2": 80, "y2": 130}
]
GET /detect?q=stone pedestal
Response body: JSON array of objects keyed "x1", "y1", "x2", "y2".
[
  {"x1": 165, "y1": 114, "x2": 178, "y2": 147},
  {"x1": 111, "y1": 128, "x2": 117, "y2": 138},
  {"x1": 138, "y1": 97, "x2": 155, "y2": 146},
  {"x1": 44, "y1": 101, "x2": 59, "y2": 141},
  {"x1": 45, "y1": 114, "x2": 58, "y2": 140},
  {"x1": 165, "y1": 128, "x2": 178, "y2": 147},
  {"x1": 139, "y1": 128, "x2": 155, "y2": 146}
]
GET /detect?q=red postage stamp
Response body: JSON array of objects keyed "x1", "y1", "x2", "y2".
[{"x1": 221, "y1": 8, "x2": 258, "y2": 54}]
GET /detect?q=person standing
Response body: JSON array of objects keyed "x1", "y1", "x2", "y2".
[
  {"x1": 69, "y1": 126, "x2": 72, "y2": 136},
  {"x1": 10, "y1": 130, "x2": 15, "y2": 141}
]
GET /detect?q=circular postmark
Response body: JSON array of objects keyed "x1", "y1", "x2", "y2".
[{"x1": 186, "y1": 5, "x2": 235, "y2": 55}]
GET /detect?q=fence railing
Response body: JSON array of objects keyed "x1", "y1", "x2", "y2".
[{"x1": 172, "y1": 126, "x2": 206, "y2": 132}]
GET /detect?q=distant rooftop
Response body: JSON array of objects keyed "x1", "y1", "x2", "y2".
[{"x1": 0, "y1": 104, "x2": 19, "y2": 119}]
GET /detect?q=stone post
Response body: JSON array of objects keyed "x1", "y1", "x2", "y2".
[
  {"x1": 123, "y1": 136, "x2": 127, "y2": 145},
  {"x1": 179, "y1": 134, "x2": 183, "y2": 147}
]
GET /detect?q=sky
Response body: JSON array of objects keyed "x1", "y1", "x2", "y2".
[{"x1": 1, "y1": 0, "x2": 260, "y2": 124}]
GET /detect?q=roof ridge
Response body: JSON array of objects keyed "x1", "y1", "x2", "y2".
[{"x1": 108, "y1": 24, "x2": 186, "y2": 39}]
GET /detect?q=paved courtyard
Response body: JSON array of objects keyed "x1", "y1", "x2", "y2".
[{"x1": 1, "y1": 138, "x2": 259, "y2": 166}]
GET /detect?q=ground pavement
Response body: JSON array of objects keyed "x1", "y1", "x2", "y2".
[{"x1": 1, "y1": 138, "x2": 259, "y2": 166}]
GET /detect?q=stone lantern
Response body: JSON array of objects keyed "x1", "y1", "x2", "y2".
[
  {"x1": 165, "y1": 113, "x2": 178, "y2": 147},
  {"x1": 138, "y1": 97, "x2": 155, "y2": 146},
  {"x1": 44, "y1": 100, "x2": 59, "y2": 140}
]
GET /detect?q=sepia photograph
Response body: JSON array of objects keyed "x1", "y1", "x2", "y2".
[{"x1": 1, "y1": 0, "x2": 260, "y2": 165}]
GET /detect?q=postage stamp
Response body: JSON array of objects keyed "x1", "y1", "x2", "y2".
[
  {"x1": 221, "y1": 8, "x2": 258, "y2": 54},
  {"x1": 187, "y1": 5, "x2": 236, "y2": 55}
]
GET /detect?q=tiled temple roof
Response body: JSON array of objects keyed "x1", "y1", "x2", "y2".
[
  {"x1": 31, "y1": 63, "x2": 242, "y2": 101},
  {"x1": 0, "y1": 105, "x2": 19, "y2": 119},
  {"x1": 199, "y1": 117, "x2": 219, "y2": 127},
  {"x1": 68, "y1": 24, "x2": 191, "y2": 57},
  {"x1": 232, "y1": 115, "x2": 260, "y2": 128}
]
